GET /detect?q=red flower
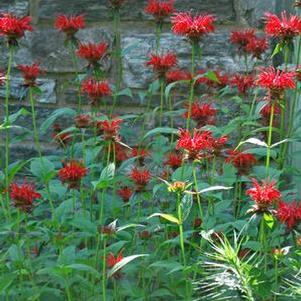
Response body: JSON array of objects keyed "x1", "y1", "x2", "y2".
[
  {"x1": 58, "y1": 160, "x2": 88, "y2": 189},
  {"x1": 17, "y1": 63, "x2": 42, "y2": 87},
  {"x1": 257, "y1": 67, "x2": 296, "y2": 98},
  {"x1": 260, "y1": 103, "x2": 281, "y2": 126},
  {"x1": 145, "y1": 0, "x2": 174, "y2": 23},
  {"x1": 10, "y1": 182, "x2": 41, "y2": 212},
  {"x1": 231, "y1": 74, "x2": 255, "y2": 95},
  {"x1": 211, "y1": 135, "x2": 228, "y2": 155},
  {"x1": 176, "y1": 129, "x2": 214, "y2": 160},
  {"x1": 131, "y1": 148, "x2": 149, "y2": 160},
  {"x1": 0, "y1": 14, "x2": 32, "y2": 44},
  {"x1": 106, "y1": 251, "x2": 123, "y2": 268},
  {"x1": 193, "y1": 217, "x2": 202, "y2": 228},
  {"x1": 146, "y1": 52, "x2": 177, "y2": 77},
  {"x1": 52, "y1": 124, "x2": 72, "y2": 147},
  {"x1": 117, "y1": 187, "x2": 133, "y2": 203},
  {"x1": 246, "y1": 178, "x2": 281, "y2": 210},
  {"x1": 130, "y1": 167, "x2": 151, "y2": 191},
  {"x1": 76, "y1": 42, "x2": 108, "y2": 65},
  {"x1": 171, "y1": 12, "x2": 216, "y2": 41},
  {"x1": 164, "y1": 152, "x2": 182, "y2": 169},
  {"x1": 165, "y1": 69, "x2": 192, "y2": 83},
  {"x1": 108, "y1": 0, "x2": 126, "y2": 9},
  {"x1": 184, "y1": 102, "x2": 217, "y2": 127},
  {"x1": 113, "y1": 143, "x2": 129, "y2": 163},
  {"x1": 197, "y1": 70, "x2": 229, "y2": 89},
  {"x1": 230, "y1": 29, "x2": 256, "y2": 49},
  {"x1": 245, "y1": 36, "x2": 268, "y2": 59},
  {"x1": 96, "y1": 119, "x2": 122, "y2": 141},
  {"x1": 54, "y1": 15, "x2": 85, "y2": 38},
  {"x1": 276, "y1": 201, "x2": 301, "y2": 229},
  {"x1": 225, "y1": 150, "x2": 257, "y2": 174},
  {"x1": 74, "y1": 114, "x2": 92, "y2": 128},
  {"x1": 81, "y1": 78, "x2": 112, "y2": 106},
  {"x1": 264, "y1": 12, "x2": 301, "y2": 41}
]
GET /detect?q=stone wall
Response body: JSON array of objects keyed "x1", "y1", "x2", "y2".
[{"x1": 0, "y1": 0, "x2": 294, "y2": 160}]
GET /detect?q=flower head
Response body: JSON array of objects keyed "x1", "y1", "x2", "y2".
[
  {"x1": 76, "y1": 42, "x2": 108, "y2": 66},
  {"x1": 145, "y1": 0, "x2": 174, "y2": 23},
  {"x1": 230, "y1": 29, "x2": 256, "y2": 49},
  {"x1": 0, "y1": 14, "x2": 32, "y2": 45},
  {"x1": 54, "y1": 15, "x2": 85, "y2": 38},
  {"x1": 276, "y1": 201, "x2": 301, "y2": 229},
  {"x1": 184, "y1": 102, "x2": 217, "y2": 127},
  {"x1": 130, "y1": 167, "x2": 151, "y2": 191},
  {"x1": 18, "y1": 63, "x2": 42, "y2": 87},
  {"x1": 81, "y1": 78, "x2": 112, "y2": 106},
  {"x1": 257, "y1": 67, "x2": 296, "y2": 99},
  {"x1": 58, "y1": 160, "x2": 88, "y2": 189},
  {"x1": 171, "y1": 12, "x2": 216, "y2": 41},
  {"x1": 246, "y1": 178, "x2": 281, "y2": 210},
  {"x1": 245, "y1": 36, "x2": 268, "y2": 59},
  {"x1": 176, "y1": 129, "x2": 214, "y2": 160},
  {"x1": 260, "y1": 103, "x2": 281, "y2": 126},
  {"x1": 197, "y1": 70, "x2": 229, "y2": 90},
  {"x1": 146, "y1": 52, "x2": 177, "y2": 77},
  {"x1": 117, "y1": 187, "x2": 133, "y2": 203},
  {"x1": 96, "y1": 119, "x2": 122, "y2": 141},
  {"x1": 74, "y1": 114, "x2": 92, "y2": 129},
  {"x1": 165, "y1": 69, "x2": 192, "y2": 83},
  {"x1": 10, "y1": 182, "x2": 41, "y2": 212},
  {"x1": 264, "y1": 12, "x2": 301, "y2": 42},
  {"x1": 225, "y1": 150, "x2": 257, "y2": 175},
  {"x1": 164, "y1": 152, "x2": 182, "y2": 169},
  {"x1": 231, "y1": 74, "x2": 255, "y2": 95}
]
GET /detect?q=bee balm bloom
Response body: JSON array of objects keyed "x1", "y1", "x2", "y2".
[
  {"x1": 145, "y1": 0, "x2": 174, "y2": 23},
  {"x1": 10, "y1": 182, "x2": 41, "y2": 212},
  {"x1": 171, "y1": 12, "x2": 216, "y2": 42},
  {"x1": 76, "y1": 42, "x2": 108, "y2": 66},
  {"x1": 225, "y1": 150, "x2": 257, "y2": 175},
  {"x1": 17, "y1": 63, "x2": 43, "y2": 87},
  {"x1": 54, "y1": 15, "x2": 85, "y2": 39},
  {"x1": 130, "y1": 167, "x2": 151, "y2": 191},
  {"x1": 146, "y1": 52, "x2": 177, "y2": 77},
  {"x1": 0, "y1": 13, "x2": 32, "y2": 46},
  {"x1": 276, "y1": 201, "x2": 301, "y2": 229}
]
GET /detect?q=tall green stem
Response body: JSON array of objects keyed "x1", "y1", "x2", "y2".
[
  {"x1": 177, "y1": 193, "x2": 186, "y2": 266},
  {"x1": 4, "y1": 47, "x2": 14, "y2": 219},
  {"x1": 155, "y1": 22, "x2": 163, "y2": 51},
  {"x1": 192, "y1": 163, "x2": 203, "y2": 219},
  {"x1": 102, "y1": 237, "x2": 107, "y2": 301},
  {"x1": 159, "y1": 78, "x2": 164, "y2": 126},
  {"x1": 266, "y1": 103, "x2": 275, "y2": 176}
]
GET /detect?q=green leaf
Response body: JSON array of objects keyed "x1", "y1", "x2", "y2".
[
  {"x1": 67, "y1": 264, "x2": 100, "y2": 277},
  {"x1": 116, "y1": 87, "x2": 133, "y2": 98},
  {"x1": 107, "y1": 254, "x2": 148, "y2": 278},
  {"x1": 40, "y1": 108, "x2": 76, "y2": 135},
  {"x1": 148, "y1": 213, "x2": 180, "y2": 225},
  {"x1": 30, "y1": 158, "x2": 55, "y2": 182},
  {"x1": 271, "y1": 43, "x2": 283, "y2": 58},
  {"x1": 8, "y1": 160, "x2": 30, "y2": 182},
  {"x1": 143, "y1": 127, "x2": 178, "y2": 140},
  {"x1": 8, "y1": 108, "x2": 31, "y2": 124},
  {"x1": 92, "y1": 163, "x2": 115, "y2": 190},
  {"x1": 198, "y1": 186, "x2": 233, "y2": 194},
  {"x1": 0, "y1": 274, "x2": 16, "y2": 293},
  {"x1": 263, "y1": 212, "x2": 274, "y2": 229}
]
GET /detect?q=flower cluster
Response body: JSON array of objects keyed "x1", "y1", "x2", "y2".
[
  {"x1": 231, "y1": 74, "x2": 255, "y2": 95},
  {"x1": 197, "y1": 70, "x2": 229, "y2": 90},
  {"x1": 58, "y1": 160, "x2": 88, "y2": 189},
  {"x1": 96, "y1": 119, "x2": 123, "y2": 141},
  {"x1": 117, "y1": 187, "x2": 133, "y2": 203},
  {"x1": 146, "y1": 52, "x2": 177, "y2": 77},
  {"x1": 0, "y1": 13, "x2": 32, "y2": 45},
  {"x1": 171, "y1": 12, "x2": 216, "y2": 42},
  {"x1": 165, "y1": 69, "x2": 192, "y2": 83},
  {"x1": 145, "y1": 0, "x2": 174, "y2": 23},
  {"x1": 10, "y1": 182, "x2": 41, "y2": 212},
  {"x1": 130, "y1": 167, "x2": 151, "y2": 191},
  {"x1": 164, "y1": 152, "x2": 182, "y2": 170},
  {"x1": 74, "y1": 114, "x2": 92, "y2": 129},
  {"x1": 276, "y1": 201, "x2": 301, "y2": 229},
  {"x1": 184, "y1": 102, "x2": 217, "y2": 127},
  {"x1": 76, "y1": 42, "x2": 108, "y2": 66},
  {"x1": 225, "y1": 150, "x2": 257, "y2": 175},
  {"x1": 55, "y1": 15, "x2": 85, "y2": 39},
  {"x1": 246, "y1": 178, "x2": 281, "y2": 211},
  {"x1": 18, "y1": 63, "x2": 42, "y2": 87}
]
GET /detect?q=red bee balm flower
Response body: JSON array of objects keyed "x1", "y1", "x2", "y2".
[
  {"x1": 0, "y1": 14, "x2": 32, "y2": 45},
  {"x1": 230, "y1": 29, "x2": 256, "y2": 49},
  {"x1": 245, "y1": 36, "x2": 268, "y2": 59},
  {"x1": 146, "y1": 53, "x2": 177, "y2": 77},
  {"x1": 74, "y1": 114, "x2": 92, "y2": 129},
  {"x1": 54, "y1": 15, "x2": 85, "y2": 38},
  {"x1": 130, "y1": 167, "x2": 151, "y2": 191},
  {"x1": 145, "y1": 0, "x2": 174, "y2": 23},
  {"x1": 231, "y1": 74, "x2": 255, "y2": 95},
  {"x1": 58, "y1": 160, "x2": 88, "y2": 189},
  {"x1": 257, "y1": 67, "x2": 296, "y2": 99},
  {"x1": 171, "y1": 12, "x2": 216, "y2": 41},
  {"x1": 117, "y1": 187, "x2": 133, "y2": 203},
  {"x1": 164, "y1": 152, "x2": 182, "y2": 169},
  {"x1": 96, "y1": 119, "x2": 122, "y2": 141},
  {"x1": 276, "y1": 201, "x2": 301, "y2": 229},
  {"x1": 165, "y1": 69, "x2": 192, "y2": 83},
  {"x1": 10, "y1": 182, "x2": 41, "y2": 212},
  {"x1": 225, "y1": 150, "x2": 257, "y2": 174},
  {"x1": 76, "y1": 42, "x2": 108, "y2": 65},
  {"x1": 176, "y1": 129, "x2": 214, "y2": 160},
  {"x1": 260, "y1": 104, "x2": 281, "y2": 126},
  {"x1": 18, "y1": 63, "x2": 42, "y2": 87},
  {"x1": 131, "y1": 148, "x2": 149, "y2": 160},
  {"x1": 197, "y1": 70, "x2": 229, "y2": 90},
  {"x1": 81, "y1": 78, "x2": 112, "y2": 106},
  {"x1": 246, "y1": 178, "x2": 281, "y2": 210},
  {"x1": 184, "y1": 102, "x2": 217, "y2": 127},
  {"x1": 264, "y1": 12, "x2": 301, "y2": 42}
]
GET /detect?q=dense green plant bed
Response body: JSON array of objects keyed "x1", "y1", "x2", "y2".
[{"x1": 1, "y1": 1, "x2": 301, "y2": 300}]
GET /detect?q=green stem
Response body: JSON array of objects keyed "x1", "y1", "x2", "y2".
[
  {"x1": 155, "y1": 22, "x2": 163, "y2": 51},
  {"x1": 159, "y1": 78, "x2": 164, "y2": 126},
  {"x1": 177, "y1": 193, "x2": 186, "y2": 266},
  {"x1": 193, "y1": 163, "x2": 203, "y2": 219},
  {"x1": 4, "y1": 47, "x2": 14, "y2": 220},
  {"x1": 102, "y1": 237, "x2": 107, "y2": 301},
  {"x1": 266, "y1": 103, "x2": 275, "y2": 177}
]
